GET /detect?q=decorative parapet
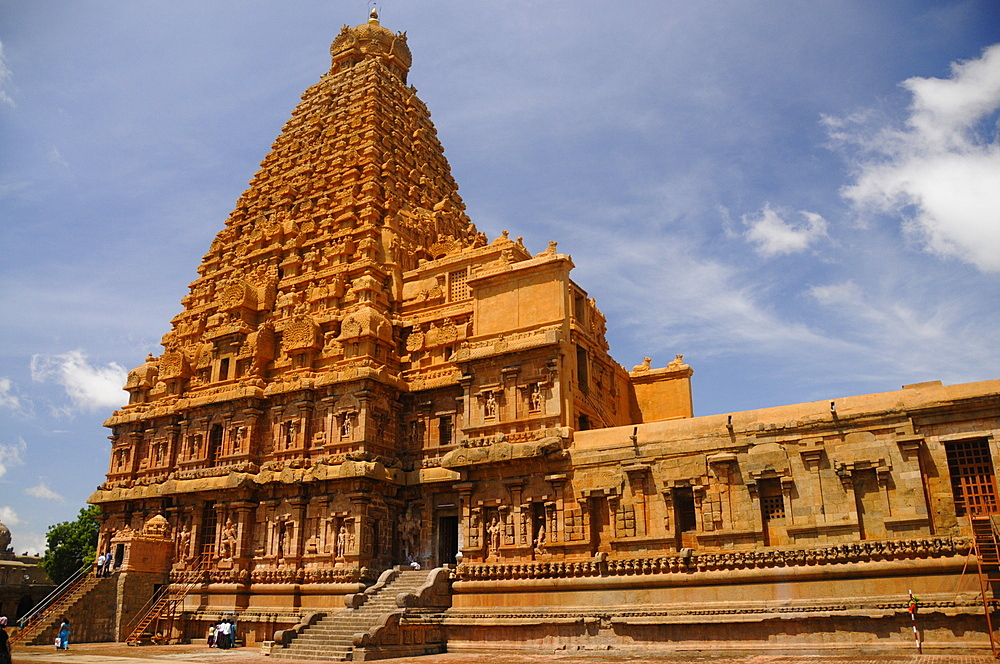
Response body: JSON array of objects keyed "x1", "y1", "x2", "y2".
[
  {"x1": 345, "y1": 566, "x2": 398, "y2": 608},
  {"x1": 455, "y1": 536, "x2": 971, "y2": 581},
  {"x1": 273, "y1": 611, "x2": 324, "y2": 646},
  {"x1": 396, "y1": 566, "x2": 452, "y2": 609}
]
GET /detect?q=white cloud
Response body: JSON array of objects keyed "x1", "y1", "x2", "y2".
[
  {"x1": 0, "y1": 505, "x2": 25, "y2": 527},
  {"x1": 16, "y1": 531, "x2": 47, "y2": 556},
  {"x1": 30, "y1": 349, "x2": 128, "y2": 413},
  {"x1": 0, "y1": 377, "x2": 20, "y2": 411},
  {"x1": 48, "y1": 147, "x2": 70, "y2": 169},
  {"x1": 0, "y1": 39, "x2": 13, "y2": 108},
  {"x1": 0, "y1": 437, "x2": 27, "y2": 479},
  {"x1": 742, "y1": 204, "x2": 828, "y2": 257},
  {"x1": 25, "y1": 481, "x2": 65, "y2": 502},
  {"x1": 832, "y1": 43, "x2": 1000, "y2": 272}
]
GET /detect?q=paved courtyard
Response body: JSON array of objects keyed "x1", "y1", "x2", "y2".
[{"x1": 9, "y1": 643, "x2": 1000, "y2": 664}]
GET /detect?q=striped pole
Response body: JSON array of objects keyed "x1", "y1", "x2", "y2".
[{"x1": 909, "y1": 589, "x2": 922, "y2": 654}]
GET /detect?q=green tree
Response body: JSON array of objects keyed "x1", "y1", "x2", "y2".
[{"x1": 41, "y1": 505, "x2": 100, "y2": 583}]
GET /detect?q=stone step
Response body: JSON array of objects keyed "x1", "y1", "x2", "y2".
[
  {"x1": 282, "y1": 647, "x2": 353, "y2": 658},
  {"x1": 286, "y1": 644, "x2": 353, "y2": 653},
  {"x1": 278, "y1": 567, "x2": 440, "y2": 658}
]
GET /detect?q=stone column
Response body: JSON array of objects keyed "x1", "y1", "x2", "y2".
[
  {"x1": 455, "y1": 482, "x2": 474, "y2": 558},
  {"x1": 623, "y1": 465, "x2": 649, "y2": 537},
  {"x1": 780, "y1": 477, "x2": 795, "y2": 525},
  {"x1": 288, "y1": 497, "x2": 308, "y2": 562},
  {"x1": 800, "y1": 447, "x2": 825, "y2": 523},
  {"x1": 545, "y1": 474, "x2": 567, "y2": 543},
  {"x1": 320, "y1": 396, "x2": 337, "y2": 449},
  {"x1": 231, "y1": 501, "x2": 256, "y2": 562},
  {"x1": 505, "y1": 480, "x2": 525, "y2": 546},
  {"x1": 164, "y1": 423, "x2": 180, "y2": 469},
  {"x1": 296, "y1": 400, "x2": 314, "y2": 450}
]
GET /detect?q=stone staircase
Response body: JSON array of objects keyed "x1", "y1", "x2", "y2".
[
  {"x1": 13, "y1": 573, "x2": 118, "y2": 645},
  {"x1": 273, "y1": 568, "x2": 431, "y2": 661}
]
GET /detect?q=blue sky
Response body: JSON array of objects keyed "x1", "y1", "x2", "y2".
[{"x1": 1, "y1": 1, "x2": 998, "y2": 555}]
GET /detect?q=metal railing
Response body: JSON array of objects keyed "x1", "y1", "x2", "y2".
[
  {"x1": 11, "y1": 563, "x2": 93, "y2": 645},
  {"x1": 124, "y1": 556, "x2": 206, "y2": 646}
]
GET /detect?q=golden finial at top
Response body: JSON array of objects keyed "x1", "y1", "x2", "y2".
[{"x1": 369, "y1": 6, "x2": 379, "y2": 24}]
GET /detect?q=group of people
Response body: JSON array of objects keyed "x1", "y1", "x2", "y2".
[
  {"x1": 94, "y1": 551, "x2": 113, "y2": 577},
  {"x1": 206, "y1": 618, "x2": 236, "y2": 649}
]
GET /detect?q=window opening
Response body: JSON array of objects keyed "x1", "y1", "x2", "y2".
[
  {"x1": 577, "y1": 346, "x2": 589, "y2": 392},
  {"x1": 200, "y1": 502, "x2": 218, "y2": 558},
  {"x1": 946, "y1": 438, "x2": 998, "y2": 516},
  {"x1": 449, "y1": 269, "x2": 469, "y2": 301},
  {"x1": 438, "y1": 415, "x2": 453, "y2": 447}
]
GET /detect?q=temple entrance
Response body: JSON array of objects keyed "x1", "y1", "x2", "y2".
[
  {"x1": 589, "y1": 497, "x2": 611, "y2": 554},
  {"x1": 437, "y1": 516, "x2": 458, "y2": 565},
  {"x1": 853, "y1": 468, "x2": 886, "y2": 540},
  {"x1": 946, "y1": 438, "x2": 998, "y2": 516}
]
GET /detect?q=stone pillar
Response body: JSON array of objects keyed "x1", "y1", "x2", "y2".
[
  {"x1": 458, "y1": 375, "x2": 473, "y2": 439},
  {"x1": 800, "y1": 446, "x2": 826, "y2": 523},
  {"x1": 505, "y1": 480, "x2": 525, "y2": 546},
  {"x1": 545, "y1": 474, "x2": 567, "y2": 543},
  {"x1": 289, "y1": 497, "x2": 308, "y2": 561},
  {"x1": 781, "y1": 477, "x2": 795, "y2": 525},
  {"x1": 321, "y1": 396, "x2": 337, "y2": 449},
  {"x1": 260, "y1": 499, "x2": 280, "y2": 559},
  {"x1": 232, "y1": 501, "x2": 256, "y2": 562},
  {"x1": 296, "y1": 400, "x2": 313, "y2": 450},
  {"x1": 455, "y1": 482, "x2": 474, "y2": 558},
  {"x1": 177, "y1": 419, "x2": 190, "y2": 461},
  {"x1": 164, "y1": 423, "x2": 180, "y2": 469},
  {"x1": 623, "y1": 465, "x2": 650, "y2": 537}
]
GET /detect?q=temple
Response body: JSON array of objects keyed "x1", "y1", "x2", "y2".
[{"x1": 82, "y1": 10, "x2": 1000, "y2": 656}]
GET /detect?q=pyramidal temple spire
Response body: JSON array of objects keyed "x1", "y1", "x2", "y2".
[{"x1": 129, "y1": 15, "x2": 485, "y2": 399}]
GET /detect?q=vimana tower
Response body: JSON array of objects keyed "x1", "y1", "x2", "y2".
[{"x1": 83, "y1": 10, "x2": 1000, "y2": 656}]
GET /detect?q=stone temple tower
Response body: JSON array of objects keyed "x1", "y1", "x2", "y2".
[
  {"x1": 87, "y1": 10, "x2": 1000, "y2": 655},
  {"x1": 90, "y1": 10, "x2": 695, "y2": 642}
]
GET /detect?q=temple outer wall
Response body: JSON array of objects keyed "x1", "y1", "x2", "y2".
[{"x1": 446, "y1": 556, "x2": 985, "y2": 652}]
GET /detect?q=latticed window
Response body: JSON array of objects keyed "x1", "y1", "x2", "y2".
[
  {"x1": 449, "y1": 269, "x2": 469, "y2": 301},
  {"x1": 946, "y1": 438, "x2": 998, "y2": 516},
  {"x1": 761, "y1": 494, "x2": 785, "y2": 521}
]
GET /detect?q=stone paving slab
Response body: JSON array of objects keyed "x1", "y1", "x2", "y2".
[{"x1": 11, "y1": 643, "x2": 1000, "y2": 664}]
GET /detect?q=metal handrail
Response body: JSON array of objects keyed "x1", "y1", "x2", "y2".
[
  {"x1": 124, "y1": 556, "x2": 207, "y2": 644},
  {"x1": 123, "y1": 584, "x2": 172, "y2": 637},
  {"x1": 17, "y1": 562, "x2": 90, "y2": 626}
]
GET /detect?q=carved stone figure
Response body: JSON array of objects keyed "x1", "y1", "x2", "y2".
[{"x1": 220, "y1": 519, "x2": 238, "y2": 560}]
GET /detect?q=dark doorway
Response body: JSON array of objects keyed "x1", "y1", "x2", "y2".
[
  {"x1": 16, "y1": 594, "x2": 34, "y2": 622},
  {"x1": 589, "y1": 496, "x2": 611, "y2": 555},
  {"x1": 114, "y1": 543, "x2": 125, "y2": 569},
  {"x1": 532, "y1": 502, "x2": 547, "y2": 554},
  {"x1": 673, "y1": 487, "x2": 697, "y2": 550},
  {"x1": 438, "y1": 516, "x2": 458, "y2": 565}
]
